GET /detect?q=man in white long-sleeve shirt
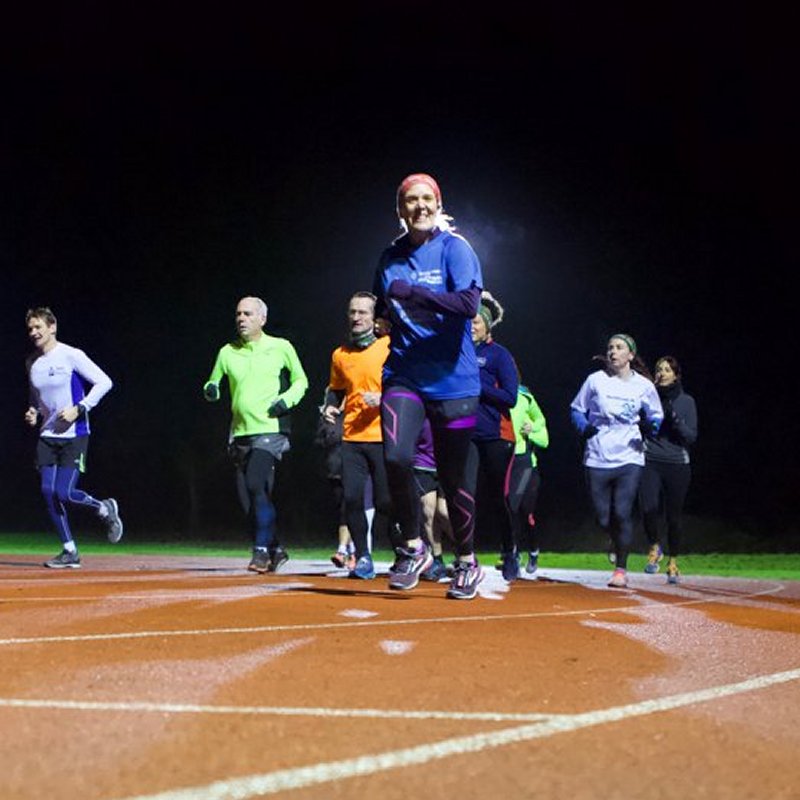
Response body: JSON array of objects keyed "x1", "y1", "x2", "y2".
[{"x1": 24, "y1": 306, "x2": 123, "y2": 568}]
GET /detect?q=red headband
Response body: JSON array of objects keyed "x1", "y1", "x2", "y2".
[{"x1": 396, "y1": 173, "x2": 442, "y2": 207}]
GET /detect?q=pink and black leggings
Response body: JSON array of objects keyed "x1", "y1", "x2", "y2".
[{"x1": 381, "y1": 386, "x2": 478, "y2": 557}]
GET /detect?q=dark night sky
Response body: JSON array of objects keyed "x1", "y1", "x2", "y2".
[{"x1": 2, "y1": 5, "x2": 795, "y2": 547}]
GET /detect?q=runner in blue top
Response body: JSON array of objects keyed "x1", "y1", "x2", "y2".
[{"x1": 373, "y1": 173, "x2": 485, "y2": 599}]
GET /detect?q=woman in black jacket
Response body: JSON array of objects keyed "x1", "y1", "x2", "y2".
[{"x1": 640, "y1": 355, "x2": 698, "y2": 583}]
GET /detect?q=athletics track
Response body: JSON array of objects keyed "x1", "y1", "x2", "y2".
[{"x1": 1, "y1": 554, "x2": 799, "y2": 799}]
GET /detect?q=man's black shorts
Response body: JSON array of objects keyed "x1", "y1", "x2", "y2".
[{"x1": 36, "y1": 436, "x2": 89, "y2": 472}]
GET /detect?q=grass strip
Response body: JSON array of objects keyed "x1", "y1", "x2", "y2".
[{"x1": 2, "y1": 532, "x2": 799, "y2": 580}]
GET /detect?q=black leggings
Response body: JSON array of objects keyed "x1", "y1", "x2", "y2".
[
  {"x1": 341, "y1": 440, "x2": 391, "y2": 558},
  {"x1": 639, "y1": 460, "x2": 691, "y2": 558},
  {"x1": 233, "y1": 447, "x2": 278, "y2": 550},
  {"x1": 507, "y1": 455, "x2": 542, "y2": 553},
  {"x1": 466, "y1": 438, "x2": 515, "y2": 553},
  {"x1": 381, "y1": 387, "x2": 478, "y2": 557},
  {"x1": 585, "y1": 464, "x2": 642, "y2": 570}
]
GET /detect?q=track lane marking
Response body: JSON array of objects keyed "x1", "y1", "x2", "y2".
[
  {"x1": 114, "y1": 667, "x2": 800, "y2": 799},
  {"x1": 0, "y1": 584, "x2": 784, "y2": 647},
  {"x1": 0, "y1": 697, "x2": 561, "y2": 723},
  {"x1": 0, "y1": 591, "x2": 299, "y2": 603}
]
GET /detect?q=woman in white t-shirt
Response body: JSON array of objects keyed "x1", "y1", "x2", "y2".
[{"x1": 570, "y1": 333, "x2": 663, "y2": 588}]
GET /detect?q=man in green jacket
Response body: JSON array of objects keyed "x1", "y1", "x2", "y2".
[{"x1": 204, "y1": 296, "x2": 309, "y2": 573}]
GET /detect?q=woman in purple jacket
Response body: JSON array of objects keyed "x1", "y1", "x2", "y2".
[{"x1": 468, "y1": 291, "x2": 520, "y2": 581}]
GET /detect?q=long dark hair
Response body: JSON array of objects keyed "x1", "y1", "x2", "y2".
[{"x1": 654, "y1": 354, "x2": 682, "y2": 382}]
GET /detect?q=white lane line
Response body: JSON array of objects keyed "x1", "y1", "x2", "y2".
[
  {"x1": 0, "y1": 582, "x2": 314, "y2": 604},
  {"x1": 0, "y1": 584, "x2": 783, "y2": 647},
  {"x1": 0, "y1": 592, "x2": 290, "y2": 603},
  {"x1": 0, "y1": 697, "x2": 560, "y2": 723},
  {"x1": 116, "y1": 667, "x2": 800, "y2": 800}
]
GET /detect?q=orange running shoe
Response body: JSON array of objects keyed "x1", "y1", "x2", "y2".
[{"x1": 608, "y1": 568, "x2": 628, "y2": 588}]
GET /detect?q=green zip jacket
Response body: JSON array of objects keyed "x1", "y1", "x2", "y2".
[
  {"x1": 204, "y1": 333, "x2": 308, "y2": 437},
  {"x1": 509, "y1": 384, "x2": 549, "y2": 467}
]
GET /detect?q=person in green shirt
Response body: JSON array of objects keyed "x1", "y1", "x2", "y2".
[
  {"x1": 506, "y1": 381, "x2": 549, "y2": 576},
  {"x1": 204, "y1": 296, "x2": 309, "y2": 573}
]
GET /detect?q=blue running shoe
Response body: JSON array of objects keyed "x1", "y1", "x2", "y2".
[
  {"x1": 349, "y1": 554, "x2": 375, "y2": 580},
  {"x1": 501, "y1": 549, "x2": 520, "y2": 582},
  {"x1": 420, "y1": 555, "x2": 448, "y2": 582},
  {"x1": 644, "y1": 543, "x2": 663, "y2": 574},
  {"x1": 525, "y1": 550, "x2": 539, "y2": 575}
]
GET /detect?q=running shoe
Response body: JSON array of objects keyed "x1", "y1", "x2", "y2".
[
  {"x1": 447, "y1": 559, "x2": 484, "y2": 600},
  {"x1": 44, "y1": 549, "x2": 81, "y2": 569},
  {"x1": 330, "y1": 551, "x2": 348, "y2": 569},
  {"x1": 268, "y1": 546, "x2": 289, "y2": 572},
  {"x1": 349, "y1": 554, "x2": 375, "y2": 580},
  {"x1": 501, "y1": 549, "x2": 520, "y2": 582},
  {"x1": 247, "y1": 549, "x2": 270, "y2": 573},
  {"x1": 644, "y1": 543, "x2": 663, "y2": 574},
  {"x1": 608, "y1": 568, "x2": 628, "y2": 588},
  {"x1": 420, "y1": 555, "x2": 449, "y2": 582},
  {"x1": 388, "y1": 543, "x2": 432, "y2": 591},
  {"x1": 525, "y1": 550, "x2": 539, "y2": 575},
  {"x1": 666, "y1": 560, "x2": 680, "y2": 584},
  {"x1": 101, "y1": 498, "x2": 124, "y2": 543}
]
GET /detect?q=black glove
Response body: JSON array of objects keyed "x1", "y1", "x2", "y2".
[
  {"x1": 387, "y1": 279, "x2": 413, "y2": 300},
  {"x1": 314, "y1": 417, "x2": 341, "y2": 449},
  {"x1": 582, "y1": 424, "x2": 599, "y2": 440},
  {"x1": 203, "y1": 383, "x2": 220, "y2": 402},
  {"x1": 268, "y1": 398, "x2": 288, "y2": 417}
]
